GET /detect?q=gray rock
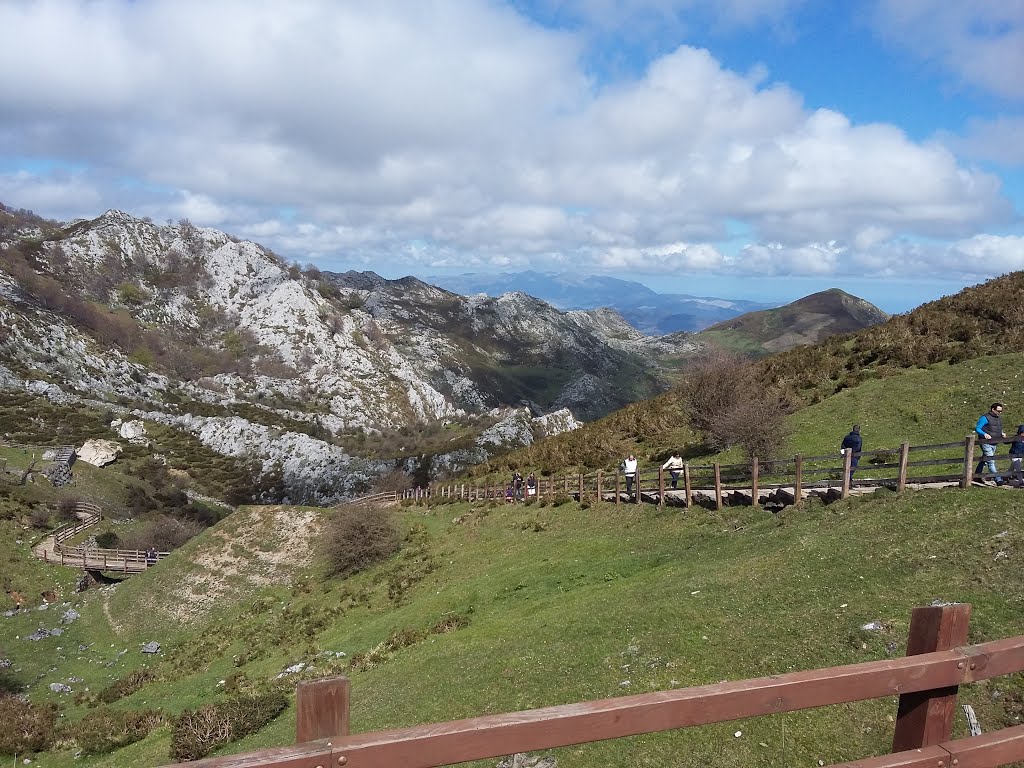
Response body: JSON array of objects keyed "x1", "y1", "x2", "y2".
[
  {"x1": 26, "y1": 628, "x2": 51, "y2": 641},
  {"x1": 49, "y1": 683, "x2": 72, "y2": 693},
  {"x1": 61, "y1": 609, "x2": 80, "y2": 624},
  {"x1": 141, "y1": 641, "x2": 160, "y2": 654},
  {"x1": 496, "y1": 755, "x2": 557, "y2": 768}
]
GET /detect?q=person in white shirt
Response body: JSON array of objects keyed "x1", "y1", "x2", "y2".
[
  {"x1": 661, "y1": 452, "x2": 684, "y2": 489},
  {"x1": 622, "y1": 454, "x2": 638, "y2": 498}
]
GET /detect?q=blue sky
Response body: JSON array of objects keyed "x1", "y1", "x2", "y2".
[{"x1": 1, "y1": 0, "x2": 1022, "y2": 313}]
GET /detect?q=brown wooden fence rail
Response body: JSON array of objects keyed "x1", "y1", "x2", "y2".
[
  {"x1": 164, "y1": 604, "x2": 1024, "y2": 768},
  {"x1": 369, "y1": 434, "x2": 1020, "y2": 510},
  {"x1": 35, "y1": 501, "x2": 169, "y2": 573}
]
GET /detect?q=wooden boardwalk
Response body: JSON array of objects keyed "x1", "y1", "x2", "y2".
[{"x1": 32, "y1": 502, "x2": 168, "y2": 573}]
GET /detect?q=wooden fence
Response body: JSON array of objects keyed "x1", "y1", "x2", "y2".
[
  {"x1": 38, "y1": 501, "x2": 169, "y2": 572},
  {"x1": 164, "y1": 603, "x2": 1024, "y2": 768},
  {"x1": 373, "y1": 434, "x2": 1020, "y2": 510}
]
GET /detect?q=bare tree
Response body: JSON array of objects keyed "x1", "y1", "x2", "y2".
[{"x1": 682, "y1": 347, "x2": 792, "y2": 461}]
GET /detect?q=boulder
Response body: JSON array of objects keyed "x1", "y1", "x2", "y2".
[
  {"x1": 77, "y1": 439, "x2": 122, "y2": 467},
  {"x1": 117, "y1": 420, "x2": 148, "y2": 444},
  {"x1": 141, "y1": 641, "x2": 160, "y2": 654}
]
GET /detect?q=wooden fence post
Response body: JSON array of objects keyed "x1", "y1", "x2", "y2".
[
  {"x1": 897, "y1": 442, "x2": 910, "y2": 492},
  {"x1": 296, "y1": 676, "x2": 351, "y2": 743},
  {"x1": 841, "y1": 449, "x2": 852, "y2": 499},
  {"x1": 596, "y1": 470, "x2": 603, "y2": 502},
  {"x1": 794, "y1": 454, "x2": 803, "y2": 503},
  {"x1": 578, "y1": 473, "x2": 584, "y2": 501},
  {"x1": 658, "y1": 468, "x2": 665, "y2": 507},
  {"x1": 683, "y1": 464, "x2": 691, "y2": 508},
  {"x1": 635, "y1": 469, "x2": 641, "y2": 505},
  {"x1": 751, "y1": 457, "x2": 759, "y2": 507},
  {"x1": 713, "y1": 463, "x2": 722, "y2": 511},
  {"x1": 615, "y1": 471, "x2": 621, "y2": 505},
  {"x1": 962, "y1": 434, "x2": 976, "y2": 489},
  {"x1": 891, "y1": 603, "x2": 972, "y2": 752}
]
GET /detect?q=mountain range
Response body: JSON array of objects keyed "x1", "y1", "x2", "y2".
[
  {"x1": 0, "y1": 204, "x2": 887, "y2": 502},
  {"x1": 427, "y1": 269, "x2": 772, "y2": 334}
]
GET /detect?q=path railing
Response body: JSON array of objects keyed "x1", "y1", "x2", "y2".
[
  {"x1": 392, "y1": 434, "x2": 1019, "y2": 510},
  {"x1": 36, "y1": 501, "x2": 168, "y2": 573},
  {"x1": 164, "y1": 603, "x2": 1024, "y2": 768}
]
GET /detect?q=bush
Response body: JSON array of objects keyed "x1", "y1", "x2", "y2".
[
  {"x1": 69, "y1": 708, "x2": 164, "y2": 754},
  {"x1": 95, "y1": 531, "x2": 120, "y2": 549},
  {"x1": 57, "y1": 497, "x2": 81, "y2": 521},
  {"x1": 0, "y1": 694, "x2": 56, "y2": 754},
  {"x1": 322, "y1": 505, "x2": 400, "y2": 578},
  {"x1": 169, "y1": 691, "x2": 288, "y2": 762},
  {"x1": 96, "y1": 669, "x2": 156, "y2": 704},
  {"x1": 29, "y1": 506, "x2": 50, "y2": 529}
]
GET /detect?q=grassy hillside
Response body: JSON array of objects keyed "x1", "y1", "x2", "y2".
[
  {"x1": 698, "y1": 288, "x2": 888, "y2": 356},
  {"x1": 472, "y1": 351, "x2": 1024, "y2": 484},
  {"x1": 3, "y1": 483, "x2": 1024, "y2": 767}
]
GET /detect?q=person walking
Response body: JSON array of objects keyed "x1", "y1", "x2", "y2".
[
  {"x1": 662, "y1": 452, "x2": 684, "y2": 489},
  {"x1": 975, "y1": 402, "x2": 1006, "y2": 485},
  {"x1": 1010, "y1": 425, "x2": 1024, "y2": 487},
  {"x1": 622, "y1": 453, "x2": 638, "y2": 499},
  {"x1": 841, "y1": 425, "x2": 862, "y2": 483}
]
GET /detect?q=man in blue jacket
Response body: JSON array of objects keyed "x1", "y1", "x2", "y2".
[
  {"x1": 975, "y1": 402, "x2": 1006, "y2": 485},
  {"x1": 841, "y1": 425, "x2": 862, "y2": 482}
]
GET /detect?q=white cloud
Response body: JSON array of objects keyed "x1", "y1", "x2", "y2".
[
  {"x1": 0, "y1": 0, "x2": 1016, "y2": 287},
  {"x1": 953, "y1": 117, "x2": 1024, "y2": 167},
  {"x1": 872, "y1": 0, "x2": 1024, "y2": 102}
]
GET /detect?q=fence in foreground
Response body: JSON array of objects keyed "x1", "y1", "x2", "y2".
[{"x1": 164, "y1": 603, "x2": 1024, "y2": 768}]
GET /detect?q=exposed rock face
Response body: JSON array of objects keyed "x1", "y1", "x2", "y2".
[
  {"x1": 0, "y1": 207, "x2": 689, "y2": 500},
  {"x1": 77, "y1": 439, "x2": 122, "y2": 467}
]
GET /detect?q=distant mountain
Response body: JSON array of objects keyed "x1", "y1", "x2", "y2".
[
  {"x1": 426, "y1": 270, "x2": 772, "y2": 334},
  {"x1": 697, "y1": 288, "x2": 889, "y2": 355}
]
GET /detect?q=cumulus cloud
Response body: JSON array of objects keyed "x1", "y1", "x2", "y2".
[{"x1": 0, "y1": 0, "x2": 1017, "y2": 285}]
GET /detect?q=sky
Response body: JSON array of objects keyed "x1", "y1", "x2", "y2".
[{"x1": 1, "y1": 0, "x2": 1023, "y2": 313}]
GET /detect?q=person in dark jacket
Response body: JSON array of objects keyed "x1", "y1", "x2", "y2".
[
  {"x1": 975, "y1": 402, "x2": 1006, "y2": 484},
  {"x1": 1009, "y1": 425, "x2": 1024, "y2": 487},
  {"x1": 841, "y1": 425, "x2": 862, "y2": 482}
]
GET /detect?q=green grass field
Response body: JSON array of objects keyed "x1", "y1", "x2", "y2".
[{"x1": 3, "y1": 482, "x2": 1024, "y2": 767}]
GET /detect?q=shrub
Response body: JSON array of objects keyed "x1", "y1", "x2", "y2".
[
  {"x1": 69, "y1": 708, "x2": 164, "y2": 754},
  {"x1": 95, "y1": 531, "x2": 120, "y2": 549},
  {"x1": 169, "y1": 691, "x2": 288, "y2": 762},
  {"x1": 97, "y1": 668, "x2": 156, "y2": 704},
  {"x1": 29, "y1": 506, "x2": 50, "y2": 529},
  {"x1": 57, "y1": 497, "x2": 81, "y2": 521},
  {"x1": 322, "y1": 505, "x2": 400, "y2": 578},
  {"x1": 0, "y1": 694, "x2": 56, "y2": 755}
]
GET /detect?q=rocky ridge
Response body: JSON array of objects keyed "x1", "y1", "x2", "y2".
[{"x1": 0, "y1": 207, "x2": 687, "y2": 501}]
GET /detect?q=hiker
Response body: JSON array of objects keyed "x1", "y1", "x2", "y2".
[
  {"x1": 526, "y1": 472, "x2": 537, "y2": 497},
  {"x1": 661, "y1": 452, "x2": 684, "y2": 489},
  {"x1": 513, "y1": 472, "x2": 523, "y2": 500},
  {"x1": 1010, "y1": 425, "x2": 1024, "y2": 487},
  {"x1": 621, "y1": 454, "x2": 638, "y2": 498},
  {"x1": 841, "y1": 425, "x2": 862, "y2": 482},
  {"x1": 975, "y1": 402, "x2": 1006, "y2": 485},
  {"x1": 146, "y1": 546, "x2": 157, "y2": 568}
]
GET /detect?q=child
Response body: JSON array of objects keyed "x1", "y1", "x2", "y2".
[{"x1": 1010, "y1": 425, "x2": 1024, "y2": 487}]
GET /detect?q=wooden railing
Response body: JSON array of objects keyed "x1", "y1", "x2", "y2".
[
  {"x1": 391, "y1": 434, "x2": 1019, "y2": 510},
  {"x1": 38, "y1": 501, "x2": 168, "y2": 572},
  {"x1": 164, "y1": 603, "x2": 1024, "y2": 768}
]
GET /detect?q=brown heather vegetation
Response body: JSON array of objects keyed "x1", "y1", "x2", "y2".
[{"x1": 759, "y1": 271, "x2": 1024, "y2": 400}]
